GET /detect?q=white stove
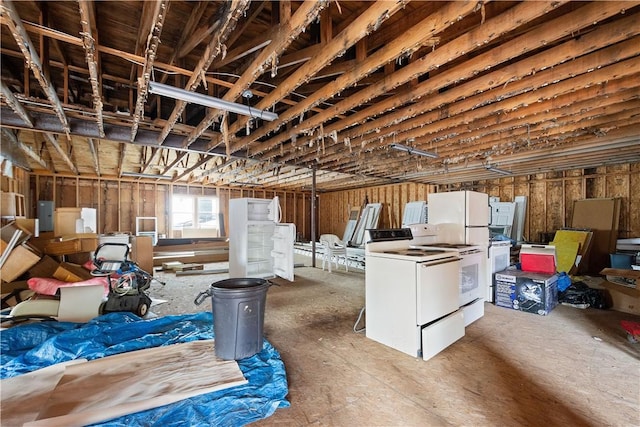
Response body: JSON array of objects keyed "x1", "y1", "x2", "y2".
[
  {"x1": 411, "y1": 242, "x2": 482, "y2": 254},
  {"x1": 365, "y1": 229, "x2": 465, "y2": 361},
  {"x1": 371, "y1": 247, "x2": 461, "y2": 262},
  {"x1": 410, "y1": 242, "x2": 486, "y2": 326}
]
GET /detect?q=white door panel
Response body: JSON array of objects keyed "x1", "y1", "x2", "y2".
[{"x1": 272, "y1": 223, "x2": 296, "y2": 281}]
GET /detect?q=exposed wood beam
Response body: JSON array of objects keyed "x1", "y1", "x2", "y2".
[
  {"x1": 341, "y1": 90, "x2": 638, "y2": 176},
  {"x1": 0, "y1": 79, "x2": 34, "y2": 127},
  {"x1": 193, "y1": 157, "x2": 232, "y2": 180},
  {"x1": 1, "y1": 0, "x2": 70, "y2": 136},
  {"x1": 182, "y1": 0, "x2": 330, "y2": 149},
  {"x1": 78, "y1": 0, "x2": 105, "y2": 138},
  {"x1": 144, "y1": 1, "x2": 206, "y2": 114},
  {"x1": 173, "y1": 153, "x2": 211, "y2": 182},
  {"x1": 365, "y1": 50, "x2": 640, "y2": 158},
  {"x1": 159, "y1": 150, "x2": 193, "y2": 176},
  {"x1": 218, "y1": 0, "x2": 409, "y2": 151},
  {"x1": 43, "y1": 132, "x2": 77, "y2": 174},
  {"x1": 259, "y1": 0, "x2": 566, "y2": 159},
  {"x1": 205, "y1": 2, "x2": 271, "y2": 70},
  {"x1": 130, "y1": 0, "x2": 169, "y2": 142},
  {"x1": 177, "y1": 0, "x2": 250, "y2": 59},
  {"x1": 274, "y1": 1, "x2": 633, "y2": 164},
  {"x1": 141, "y1": 1, "x2": 251, "y2": 172},
  {"x1": 1, "y1": 128, "x2": 47, "y2": 169},
  {"x1": 0, "y1": 20, "x2": 333, "y2": 113},
  {"x1": 117, "y1": 142, "x2": 126, "y2": 177},
  {"x1": 156, "y1": 0, "x2": 251, "y2": 145},
  {"x1": 230, "y1": 0, "x2": 482, "y2": 154},
  {"x1": 211, "y1": 33, "x2": 272, "y2": 70},
  {"x1": 87, "y1": 137, "x2": 100, "y2": 176}
]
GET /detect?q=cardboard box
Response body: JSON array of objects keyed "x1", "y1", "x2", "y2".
[
  {"x1": 601, "y1": 284, "x2": 640, "y2": 315},
  {"x1": 600, "y1": 268, "x2": 640, "y2": 289},
  {"x1": 42, "y1": 234, "x2": 97, "y2": 256},
  {"x1": 43, "y1": 238, "x2": 82, "y2": 255},
  {"x1": 53, "y1": 262, "x2": 93, "y2": 282},
  {"x1": 54, "y1": 207, "x2": 82, "y2": 236},
  {"x1": 520, "y1": 244, "x2": 556, "y2": 274},
  {"x1": 495, "y1": 269, "x2": 559, "y2": 315},
  {"x1": 1, "y1": 244, "x2": 41, "y2": 282},
  {"x1": 26, "y1": 255, "x2": 61, "y2": 279},
  {"x1": 598, "y1": 268, "x2": 640, "y2": 314}
]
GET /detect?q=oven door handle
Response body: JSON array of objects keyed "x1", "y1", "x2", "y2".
[{"x1": 420, "y1": 257, "x2": 460, "y2": 267}]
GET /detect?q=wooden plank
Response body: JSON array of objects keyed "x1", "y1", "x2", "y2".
[
  {"x1": 161, "y1": 261, "x2": 183, "y2": 270},
  {"x1": 0, "y1": 340, "x2": 246, "y2": 427},
  {"x1": 172, "y1": 263, "x2": 204, "y2": 272}
]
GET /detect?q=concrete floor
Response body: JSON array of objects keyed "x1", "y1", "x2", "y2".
[{"x1": 149, "y1": 257, "x2": 640, "y2": 426}]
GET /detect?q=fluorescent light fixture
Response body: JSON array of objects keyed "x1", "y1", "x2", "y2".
[
  {"x1": 148, "y1": 81, "x2": 278, "y2": 122},
  {"x1": 122, "y1": 172, "x2": 173, "y2": 180},
  {"x1": 486, "y1": 166, "x2": 513, "y2": 175},
  {"x1": 390, "y1": 143, "x2": 438, "y2": 158}
]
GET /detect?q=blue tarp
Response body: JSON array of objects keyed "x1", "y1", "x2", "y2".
[{"x1": 0, "y1": 311, "x2": 290, "y2": 426}]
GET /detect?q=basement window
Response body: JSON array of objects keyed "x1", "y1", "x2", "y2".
[{"x1": 171, "y1": 195, "x2": 219, "y2": 237}]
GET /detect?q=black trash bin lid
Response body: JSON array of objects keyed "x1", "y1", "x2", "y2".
[{"x1": 211, "y1": 278, "x2": 270, "y2": 290}]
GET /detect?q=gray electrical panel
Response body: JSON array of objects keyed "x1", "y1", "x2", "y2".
[{"x1": 38, "y1": 200, "x2": 54, "y2": 232}]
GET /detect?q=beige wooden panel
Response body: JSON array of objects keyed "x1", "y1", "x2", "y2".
[
  {"x1": 564, "y1": 175, "x2": 583, "y2": 228},
  {"x1": 546, "y1": 178, "x2": 565, "y2": 232},
  {"x1": 103, "y1": 182, "x2": 120, "y2": 233},
  {"x1": 629, "y1": 163, "x2": 640, "y2": 238},
  {"x1": 529, "y1": 176, "x2": 547, "y2": 242},
  {"x1": 55, "y1": 177, "x2": 77, "y2": 208},
  {"x1": 139, "y1": 183, "x2": 157, "y2": 219},
  {"x1": 606, "y1": 164, "x2": 630, "y2": 236},
  {"x1": 120, "y1": 182, "x2": 133, "y2": 234}
]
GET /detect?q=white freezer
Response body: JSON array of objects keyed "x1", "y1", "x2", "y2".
[
  {"x1": 428, "y1": 190, "x2": 490, "y2": 227},
  {"x1": 435, "y1": 223, "x2": 490, "y2": 247}
]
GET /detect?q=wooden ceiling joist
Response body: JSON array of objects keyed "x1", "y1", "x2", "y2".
[
  {"x1": 1, "y1": 0, "x2": 70, "y2": 136},
  {"x1": 277, "y1": 0, "x2": 573, "y2": 161},
  {"x1": 1, "y1": 127, "x2": 47, "y2": 169},
  {"x1": 230, "y1": 0, "x2": 485, "y2": 154},
  {"x1": 1, "y1": 2, "x2": 638, "y2": 189},
  {"x1": 0, "y1": 79, "x2": 33, "y2": 127},
  {"x1": 156, "y1": 0, "x2": 251, "y2": 147},
  {"x1": 87, "y1": 137, "x2": 100, "y2": 176},
  {"x1": 129, "y1": 0, "x2": 169, "y2": 143},
  {"x1": 182, "y1": 0, "x2": 330, "y2": 149},
  {"x1": 43, "y1": 132, "x2": 77, "y2": 174},
  {"x1": 217, "y1": 0, "x2": 410, "y2": 152},
  {"x1": 277, "y1": 5, "x2": 639, "y2": 166},
  {"x1": 78, "y1": 0, "x2": 105, "y2": 138}
]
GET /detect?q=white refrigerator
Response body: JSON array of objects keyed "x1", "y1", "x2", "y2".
[
  {"x1": 427, "y1": 190, "x2": 490, "y2": 247},
  {"x1": 229, "y1": 197, "x2": 296, "y2": 281}
]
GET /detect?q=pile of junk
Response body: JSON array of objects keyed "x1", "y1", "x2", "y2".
[{"x1": 1, "y1": 243, "x2": 161, "y2": 325}]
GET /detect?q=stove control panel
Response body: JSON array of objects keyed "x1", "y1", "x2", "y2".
[{"x1": 367, "y1": 228, "x2": 413, "y2": 242}]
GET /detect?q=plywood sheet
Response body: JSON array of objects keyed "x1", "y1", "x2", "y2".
[
  {"x1": 571, "y1": 198, "x2": 621, "y2": 273},
  {"x1": 1, "y1": 340, "x2": 246, "y2": 427}
]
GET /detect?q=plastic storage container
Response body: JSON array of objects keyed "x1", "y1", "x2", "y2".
[
  {"x1": 195, "y1": 278, "x2": 271, "y2": 360},
  {"x1": 610, "y1": 253, "x2": 634, "y2": 269}
]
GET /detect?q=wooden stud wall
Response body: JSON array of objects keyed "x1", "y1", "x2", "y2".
[
  {"x1": 318, "y1": 162, "x2": 640, "y2": 243},
  {"x1": 3, "y1": 162, "x2": 638, "y2": 243},
  {"x1": 24, "y1": 175, "x2": 312, "y2": 240}
]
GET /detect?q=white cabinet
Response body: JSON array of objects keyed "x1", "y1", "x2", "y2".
[{"x1": 229, "y1": 198, "x2": 296, "y2": 281}]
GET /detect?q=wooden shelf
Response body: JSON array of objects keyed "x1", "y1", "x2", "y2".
[{"x1": 0, "y1": 192, "x2": 25, "y2": 217}]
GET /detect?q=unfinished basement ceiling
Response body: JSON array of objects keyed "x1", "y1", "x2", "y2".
[{"x1": 1, "y1": 1, "x2": 639, "y2": 191}]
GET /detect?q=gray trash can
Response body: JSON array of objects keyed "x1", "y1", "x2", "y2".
[{"x1": 194, "y1": 278, "x2": 271, "y2": 360}]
